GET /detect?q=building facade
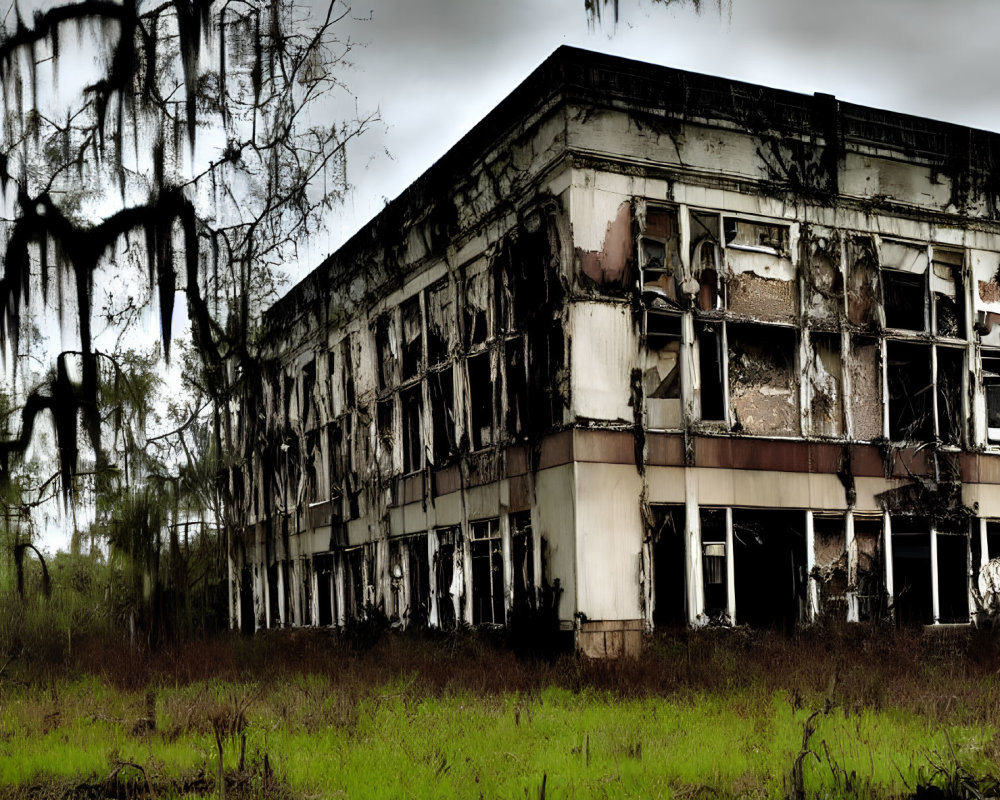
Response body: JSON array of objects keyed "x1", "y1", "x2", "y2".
[{"x1": 226, "y1": 47, "x2": 1000, "y2": 656}]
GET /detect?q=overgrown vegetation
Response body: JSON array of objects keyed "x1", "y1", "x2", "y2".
[{"x1": 0, "y1": 625, "x2": 999, "y2": 798}]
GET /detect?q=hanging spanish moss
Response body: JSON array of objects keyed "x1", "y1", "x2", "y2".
[{"x1": 0, "y1": 0, "x2": 377, "y2": 510}]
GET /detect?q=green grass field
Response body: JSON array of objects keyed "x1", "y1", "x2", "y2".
[{"x1": 1, "y1": 626, "x2": 998, "y2": 799}]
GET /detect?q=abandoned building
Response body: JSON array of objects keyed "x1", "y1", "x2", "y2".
[{"x1": 225, "y1": 46, "x2": 1000, "y2": 656}]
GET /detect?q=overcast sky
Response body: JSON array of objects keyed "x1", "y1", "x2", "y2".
[{"x1": 310, "y1": 0, "x2": 1000, "y2": 275}]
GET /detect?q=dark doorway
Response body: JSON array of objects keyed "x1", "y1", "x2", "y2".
[
  {"x1": 936, "y1": 530, "x2": 969, "y2": 624},
  {"x1": 652, "y1": 505, "x2": 686, "y2": 626},
  {"x1": 435, "y1": 527, "x2": 458, "y2": 629},
  {"x1": 891, "y1": 516, "x2": 932, "y2": 626},
  {"x1": 733, "y1": 509, "x2": 807, "y2": 631},
  {"x1": 239, "y1": 567, "x2": 255, "y2": 633}
]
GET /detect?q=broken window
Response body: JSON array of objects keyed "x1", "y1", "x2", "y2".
[
  {"x1": 932, "y1": 248, "x2": 965, "y2": 338},
  {"x1": 987, "y1": 521, "x2": 1000, "y2": 561},
  {"x1": 733, "y1": 509, "x2": 807, "y2": 630},
  {"x1": 645, "y1": 313, "x2": 682, "y2": 430},
  {"x1": 728, "y1": 323, "x2": 798, "y2": 435},
  {"x1": 434, "y1": 527, "x2": 459, "y2": 629},
  {"x1": 376, "y1": 398, "x2": 395, "y2": 474},
  {"x1": 401, "y1": 385, "x2": 423, "y2": 474},
  {"x1": 375, "y1": 313, "x2": 398, "y2": 390},
  {"x1": 528, "y1": 328, "x2": 564, "y2": 431},
  {"x1": 803, "y1": 231, "x2": 843, "y2": 325},
  {"x1": 813, "y1": 515, "x2": 847, "y2": 619},
  {"x1": 425, "y1": 280, "x2": 454, "y2": 365},
  {"x1": 881, "y1": 241, "x2": 929, "y2": 331},
  {"x1": 983, "y1": 351, "x2": 1000, "y2": 444},
  {"x1": 510, "y1": 511, "x2": 535, "y2": 611},
  {"x1": 267, "y1": 561, "x2": 281, "y2": 627},
  {"x1": 890, "y1": 515, "x2": 932, "y2": 626},
  {"x1": 341, "y1": 337, "x2": 355, "y2": 409},
  {"x1": 853, "y1": 516, "x2": 887, "y2": 622},
  {"x1": 808, "y1": 333, "x2": 843, "y2": 437},
  {"x1": 400, "y1": 296, "x2": 423, "y2": 381},
  {"x1": 724, "y1": 218, "x2": 789, "y2": 254},
  {"x1": 725, "y1": 218, "x2": 796, "y2": 322},
  {"x1": 304, "y1": 430, "x2": 320, "y2": 504},
  {"x1": 467, "y1": 352, "x2": 496, "y2": 450},
  {"x1": 390, "y1": 535, "x2": 430, "y2": 626},
  {"x1": 690, "y1": 211, "x2": 723, "y2": 311},
  {"x1": 697, "y1": 322, "x2": 726, "y2": 422},
  {"x1": 464, "y1": 271, "x2": 490, "y2": 349},
  {"x1": 504, "y1": 339, "x2": 529, "y2": 439},
  {"x1": 847, "y1": 236, "x2": 881, "y2": 327},
  {"x1": 848, "y1": 336, "x2": 883, "y2": 441},
  {"x1": 429, "y1": 368, "x2": 455, "y2": 465},
  {"x1": 651, "y1": 504, "x2": 686, "y2": 626},
  {"x1": 639, "y1": 206, "x2": 682, "y2": 307},
  {"x1": 886, "y1": 341, "x2": 962, "y2": 443},
  {"x1": 301, "y1": 359, "x2": 316, "y2": 430},
  {"x1": 470, "y1": 518, "x2": 504, "y2": 625}
]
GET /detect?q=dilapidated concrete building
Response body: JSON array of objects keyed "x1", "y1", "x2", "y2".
[{"x1": 226, "y1": 47, "x2": 1000, "y2": 656}]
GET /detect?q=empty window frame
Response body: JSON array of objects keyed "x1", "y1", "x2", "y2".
[
  {"x1": 885, "y1": 341, "x2": 963, "y2": 444},
  {"x1": 429, "y1": 367, "x2": 455, "y2": 465},
  {"x1": 881, "y1": 241, "x2": 929, "y2": 332},
  {"x1": 690, "y1": 211, "x2": 723, "y2": 311},
  {"x1": 375, "y1": 313, "x2": 398, "y2": 390},
  {"x1": 983, "y1": 351, "x2": 1000, "y2": 444},
  {"x1": 697, "y1": 322, "x2": 726, "y2": 422},
  {"x1": 890, "y1": 515, "x2": 932, "y2": 626},
  {"x1": 464, "y1": 271, "x2": 490, "y2": 349},
  {"x1": 932, "y1": 248, "x2": 965, "y2": 338},
  {"x1": 504, "y1": 338, "x2": 529, "y2": 439},
  {"x1": 400, "y1": 385, "x2": 423, "y2": 474},
  {"x1": 467, "y1": 352, "x2": 496, "y2": 450},
  {"x1": 808, "y1": 333, "x2": 843, "y2": 437},
  {"x1": 724, "y1": 218, "x2": 790, "y2": 255},
  {"x1": 470, "y1": 518, "x2": 504, "y2": 625},
  {"x1": 314, "y1": 554, "x2": 335, "y2": 627},
  {"x1": 727, "y1": 323, "x2": 798, "y2": 436},
  {"x1": 301, "y1": 359, "x2": 316, "y2": 430},
  {"x1": 425, "y1": 280, "x2": 454, "y2": 366},
  {"x1": 400, "y1": 296, "x2": 423, "y2": 381},
  {"x1": 639, "y1": 206, "x2": 682, "y2": 308},
  {"x1": 376, "y1": 398, "x2": 395, "y2": 474},
  {"x1": 644, "y1": 313, "x2": 682, "y2": 430}
]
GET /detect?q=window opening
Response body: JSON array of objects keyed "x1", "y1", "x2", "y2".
[
  {"x1": 727, "y1": 323, "x2": 798, "y2": 436},
  {"x1": 697, "y1": 323, "x2": 726, "y2": 422},
  {"x1": 470, "y1": 518, "x2": 504, "y2": 625},
  {"x1": 691, "y1": 212, "x2": 722, "y2": 311},
  {"x1": 464, "y1": 272, "x2": 490, "y2": 349},
  {"x1": 809, "y1": 333, "x2": 843, "y2": 437},
  {"x1": 932, "y1": 248, "x2": 964, "y2": 338},
  {"x1": 429, "y1": 368, "x2": 455, "y2": 465},
  {"x1": 937, "y1": 528, "x2": 969, "y2": 623},
  {"x1": 644, "y1": 313, "x2": 682, "y2": 430},
  {"x1": 467, "y1": 352, "x2": 495, "y2": 450},
  {"x1": 426, "y1": 280, "x2": 453, "y2": 365},
  {"x1": 401, "y1": 296, "x2": 423, "y2": 381},
  {"x1": 375, "y1": 313, "x2": 398, "y2": 390},
  {"x1": 401, "y1": 385, "x2": 423, "y2": 474},
  {"x1": 813, "y1": 515, "x2": 846, "y2": 618},
  {"x1": 983, "y1": 352, "x2": 1000, "y2": 443}
]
